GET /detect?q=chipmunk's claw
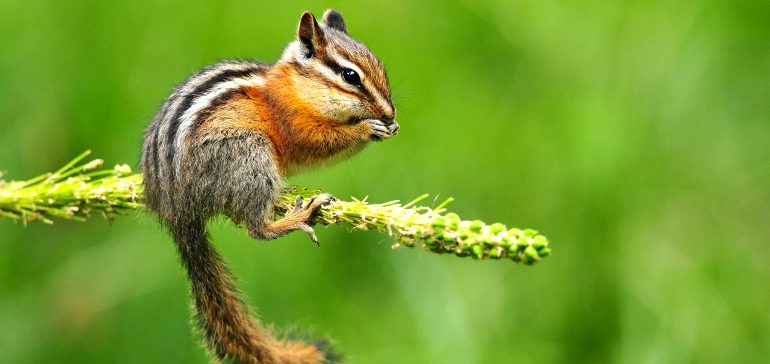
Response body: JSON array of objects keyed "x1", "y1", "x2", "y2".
[
  {"x1": 367, "y1": 119, "x2": 397, "y2": 141},
  {"x1": 298, "y1": 223, "x2": 319, "y2": 246},
  {"x1": 294, "y1": 194, "x2": 334, "y2": 245}
]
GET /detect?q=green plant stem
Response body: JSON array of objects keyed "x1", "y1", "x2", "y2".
[{"x1": 0, "y1": 151, "x2": 551, "y2": 264}]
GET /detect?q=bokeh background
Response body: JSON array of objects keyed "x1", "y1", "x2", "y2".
[{"x1": 1, "y1": 0, "x2": 768, "y2": 363}]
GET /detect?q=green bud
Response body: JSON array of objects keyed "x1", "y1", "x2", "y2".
[
  {"x1": 114, "y1": 164, "x2": 132, "y2": 176},
  {"x1": 538, "y1": 247, "x2": 552, "y2": 257},
  {"x1": 516, "y1": 236, "x2": 529, "y2": 250},
  {"x1": 532, "y1": 235, "x2": 548, "y2": 250},
  {"x1": 524, "y1": 246, "x2": 539, "y2": 259},
  {"x1": 523, "y1": 246, "x2": 540, "y2": 265},
  {"x1": 471, "y1": 244, "x2": 484, "y2": 259},
  {"x1": 523, "y1": 228, "x2": 538, "y2": 237},
  {"x1": 489, "y1": 223, "x2": 505, "y2": 234},
  {"x1": 464, "y1": 237, "x2": 477, "y2": 248},
  {"x1": 490, "y1": 247, "x2": 503, "y2": 259},
  {"x1": 445, "y1": 213, "x2": 460, "y2": 223},
  {"x1": 431, "y1": 217, "x2": 446, "y2": 228},
  {"x1": 425, "y1": 237, "x2": 439, "y2": 248},
  {"x1": 469, "y1": 220, "x2": 484, "y2": 232},
  {"x1": 396, "y1": 235, "x2": 413, "y2": 247},
  {"x1": 442, "y1": 231, "x2": 455, "y2": 243}
]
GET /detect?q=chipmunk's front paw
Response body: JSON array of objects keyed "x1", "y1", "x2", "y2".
[{"x1": 367, "y1": 119, "x2": 399, "y2": 141}]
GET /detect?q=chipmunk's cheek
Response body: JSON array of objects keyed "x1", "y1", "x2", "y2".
[{"x1": 319, "y1": 95, "x2": 353, "y2": 122}]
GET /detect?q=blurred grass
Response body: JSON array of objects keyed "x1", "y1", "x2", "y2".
[{"x1": 1, "y1": 0, "x2": 768, "y2": 363}]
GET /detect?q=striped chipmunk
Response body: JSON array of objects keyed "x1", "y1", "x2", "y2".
[{"x1": 140, "y1": 9, "x2": 397, "y2": 364}]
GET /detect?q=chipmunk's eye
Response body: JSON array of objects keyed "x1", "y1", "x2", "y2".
[{"x1": 341, "y1": 68, "x2": 362, "y2": 87}]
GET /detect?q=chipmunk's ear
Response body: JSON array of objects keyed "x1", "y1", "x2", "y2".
[
  {"x1": 297, "y1": 11, "x2": 325, "y2": 56},
  {"x1": 322, "y1": 9, "x2": 347, "y2": 33}
]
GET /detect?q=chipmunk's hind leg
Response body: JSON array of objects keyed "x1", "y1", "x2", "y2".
[{"x1": 247, "y1": 194, "x2": 334, "y2": 244}]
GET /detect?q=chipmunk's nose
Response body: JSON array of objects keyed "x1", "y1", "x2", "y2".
[{"x1": 384, "y1": 119, "x2": 399, "y2": 135}]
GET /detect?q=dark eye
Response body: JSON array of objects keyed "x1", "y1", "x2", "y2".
[{"x1": 341, "y1": 68, "x2": 362, "y2": 87}]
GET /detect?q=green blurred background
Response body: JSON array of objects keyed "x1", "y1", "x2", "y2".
[{"x1": 1, "y1": 0, "x2": 768, "y2": 363}]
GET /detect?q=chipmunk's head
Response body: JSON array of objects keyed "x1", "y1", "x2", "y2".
[{"x1": 279, "y1": 9, "x2": 396, "y2": 130}]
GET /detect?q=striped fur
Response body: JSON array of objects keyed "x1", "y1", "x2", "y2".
[
  {"x1": 142, "y1": 60, "x2": 268, "y2": 220},
  {"x1": 140, "y1": 9, "x2": 396, "y2": 364}
]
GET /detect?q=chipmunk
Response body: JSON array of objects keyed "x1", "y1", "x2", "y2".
[{"x1": 140, "y1": 9, "x2": 397, "y2": 364}]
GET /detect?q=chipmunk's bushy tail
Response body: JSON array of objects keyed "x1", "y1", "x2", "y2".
[{"x1": 169, "y1": 218, "x2": 337, "y2": 364}]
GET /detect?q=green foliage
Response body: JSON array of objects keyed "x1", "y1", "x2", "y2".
[
  {"x1": 279, "y1": 188, "x2": 551, "y2": 264},
  {"x1": 1, "y1": 152, "x2": 551, "y2": 264},
  {"x1": 0, "y1": 151, "x2": 141, "y2": 223}
]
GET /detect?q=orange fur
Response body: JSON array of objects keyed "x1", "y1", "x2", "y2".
[
  {"x1": 267, "y1": 64, "x2": 371, "y2": 171},
  {"x1": 209, "y1": 66, "x2": 376, "y2": 175},
  {"x1": 275, "y1": 341, "x2": 327, "y2": 364}
]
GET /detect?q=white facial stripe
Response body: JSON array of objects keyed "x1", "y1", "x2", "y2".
[
  {"x1": 362, "y1": 79, "x2": 392, "y2": 117},
  {"x1": 328, "y1": 49, "x2": 364, "y2": 79},
  {"x1": 328, "y1": 50, "x2": 392, "y2": 116},
  {"x1": 285, "y1": 43, "x2": 353, "y2": 92},
  {"x1": 287, "y1": 44, "x2": 393, "y2": 117},
  {"x1": 309, "y1": 59, "x2": 341, "y2": 84},
  {"x1": 174, "y1": 74, "x2": 265, "y2": 171}
]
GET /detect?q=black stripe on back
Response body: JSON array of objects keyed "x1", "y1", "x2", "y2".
[
  {"x1": 146, "y1": 123, "x2": 160, "y2": 206},
  {"x1": 165, "y1": 64, "x2": 264, "y2": 179},
  {"x1": 149, "y1": 101, "x2": 172, "y2": 205}
]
